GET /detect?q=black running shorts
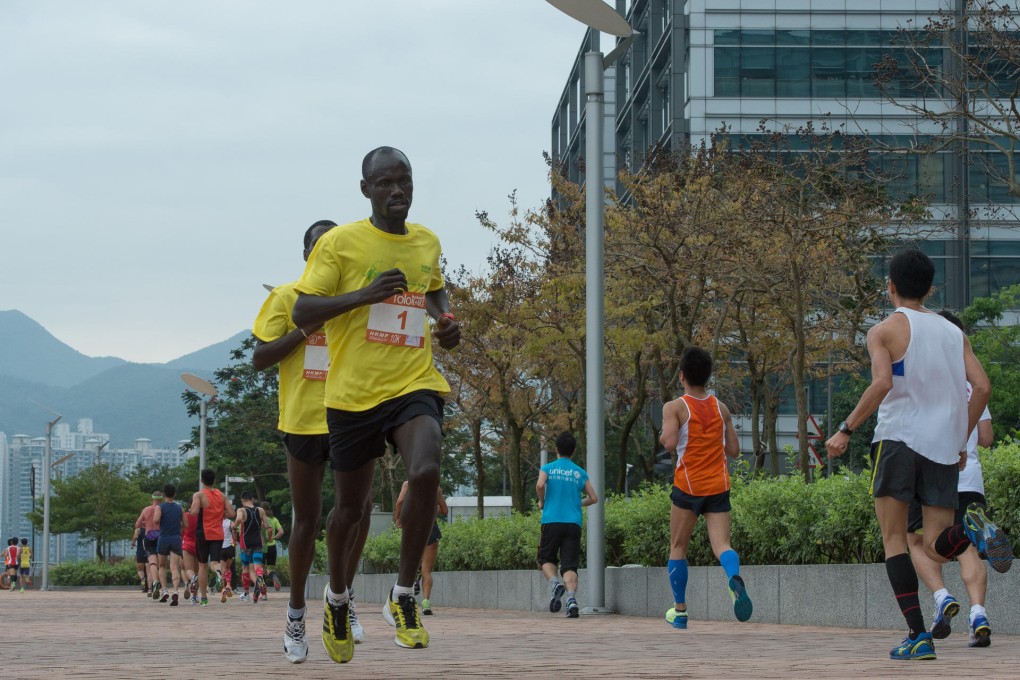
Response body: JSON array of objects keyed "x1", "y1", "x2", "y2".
[
  {"x1": 426, "y1": 522, "x2": 442, "y2": 546},
  {"x1": 265, "y1": 545, "x2": 278, "y2": 565},
  {"x1": 195, "y1": 538, "x2": 223, "y2": 565},
  {"x1": 670, "y1": 487, "x2": 731, "y2": 516},
  {"x1": 282, "y1": 432, "x2": 330, "y2": 466},
  {"x1": 871, "y1": 440, "x2": 958, "y2": 509},
  {"x1": 537, "y1": 522, "x2": 581, "y2": 574},
  {"x1": 326, "y1": 390, "x2": 444, "y2": 472}
]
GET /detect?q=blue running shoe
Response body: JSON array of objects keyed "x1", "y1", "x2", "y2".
[
  {"x1": 963, "y1": 503, "x2": 1014, "y2": 573},
  {"x1": 665, "y1": 607, "x2": 688, "y2": 629},
  {"x1": 931, "y1": 594, "x2": 960, "y2": 639},
  {"x1": 728, "y1": 575, "x2": 753, "y2": 622},
  {"x1": 890, "y1": 631, "x2": 936, "y2": 660},
  {"x1": 969, "y1": 615, "x2": 991, "y2": 648}
]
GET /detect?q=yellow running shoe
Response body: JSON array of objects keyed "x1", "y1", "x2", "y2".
[
  {"x1": 382, "y1": 590, "x2": 430, "y2": 649},
  {"x1": 321, "y1": 586, "x2": 353, "y2": 664}
]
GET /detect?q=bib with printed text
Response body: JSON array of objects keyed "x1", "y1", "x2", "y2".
[{"x1": 366, "y1": 292, "x2": 426, "y2": 348}]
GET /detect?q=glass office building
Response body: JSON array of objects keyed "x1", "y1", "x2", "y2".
[{"x1": 551, "y1": 0, "x2": 1020, "y2": 310}]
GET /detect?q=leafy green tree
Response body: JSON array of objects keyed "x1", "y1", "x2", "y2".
[
  {"x1": 28, "y1": 464, "x2": 147, "y2": 562},
  {"x1": 961, "y1": 283, "x2": 1020, "y2": 441}
]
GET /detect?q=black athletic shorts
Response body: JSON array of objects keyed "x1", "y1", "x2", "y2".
[
  {"x1": 427, "y1": 522, "x2": 442, "y2": 546},
  {"x1": 326, "y1": 390, "x2": 444, "y2": 472},
  {"x1": 135, "y1": 542, "x2": 148, "y2": 564},
  {"x1": 265, "y1": 545, "x2": 278, "y2": 565},
  {"x1": 195, "y1": 538, "x2": 223, "y2": 565},
  {"x1": 537, "y1": 522, "x2": 581, "y2": 574},
  {"x1": 144, "y1": 538, "x2": 158, "y2": 558},
  {"x1": 282, "y1": 432, "x2": 330, "y2": 466},
  {"x1": 156, "y1": 536, "x2": 183, "y2": 557},
  {"x1": 871, "y1": 440, "x2": 958, "y2": 509},
  {"x1": 908, "y1": 491, "x2": 986, "y2": 534},
  {"x1": 670, "y1": 486, "x2": 731, "y2": 516},
  {"x1": 220, "y1": 545, "x2": 236, "y2": 562}
]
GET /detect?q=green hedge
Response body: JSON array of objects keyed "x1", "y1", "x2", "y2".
[
  {"x1": 51, "y1": 555, "x2": 291, "y2": 587},
  {"x1": 355, "y1": 443, "x2": 1020, "y2": 571},
  {"x1": 52, "y1": 559, "x2": 138, "y2": 586}
]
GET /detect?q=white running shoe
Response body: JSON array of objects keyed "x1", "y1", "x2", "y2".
[
  {"x1": 349, "y1": 595, "x2": 365, "y2": 644},
  {"x1": 284, "y1": 614, "x2": 309, "y2": 664}
]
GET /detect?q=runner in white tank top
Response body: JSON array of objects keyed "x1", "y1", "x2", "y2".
[
  {"x1": 824, "y1": 249, "x2": 1007, "y2": 661},
  {"x1": 872, "y1": 307, "x2": 967, "y2": 465}
]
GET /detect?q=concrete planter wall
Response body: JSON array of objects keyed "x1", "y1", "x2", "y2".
[{"x1": 308, "y1": 561, "x2": 1020, "y2": 634}]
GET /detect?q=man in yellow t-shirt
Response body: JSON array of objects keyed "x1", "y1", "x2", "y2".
[
  {"x1": 293, "y1": 146, "x2": 460, "y2": 661},
  {"x1": 252, "y1": 219, "x2": 370, "y2": 662}
]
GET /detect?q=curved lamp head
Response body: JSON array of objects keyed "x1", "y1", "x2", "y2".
[
  {"x1": 181, "y1": 372, "x2": 218, "y2": 398},
  {"x1": 546, "y1": 0, "x2": 633, "y2": 37}
]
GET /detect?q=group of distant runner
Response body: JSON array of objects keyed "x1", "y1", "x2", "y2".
[
  {"x1": 130, "y1": 475, "x2": 284, "y2": 607},
  {"x1": 3, "y1": 537, "x2": 32, "y2": 592}
]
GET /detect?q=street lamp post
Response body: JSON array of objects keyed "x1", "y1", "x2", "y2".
[
  {"x1": 544, "y1": 0, "x2": 633, "y2": 614},
  {"x1": 51, "y1": 451, "x2": 76, "y2": 566},
  {"x1": 29, "y1": 399, "x2": 61, "y2": 591},
  {"x1": 181, "y1": 373, "x2": 218, "y2": 486}
]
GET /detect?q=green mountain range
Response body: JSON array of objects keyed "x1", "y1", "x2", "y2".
[{"x1": 0, "y1": 310, "x2": 250, "y2": 448}]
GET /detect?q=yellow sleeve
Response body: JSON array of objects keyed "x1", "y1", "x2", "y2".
[
  {"x1": 252, "y1": 289, "x2": 291, "y2": 343},
  {"x1": 295, "y1": 232, "x2": 342, "y2": 297}
]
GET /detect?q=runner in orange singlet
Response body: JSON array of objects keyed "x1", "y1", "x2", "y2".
[
  {"x1": 189, "y1": 468, "x2": 235, "y2": 606},
  {"x1": 660, "y1": 346, "x2": 751, "y2": 629}
]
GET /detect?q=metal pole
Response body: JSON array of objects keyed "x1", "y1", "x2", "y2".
[
  {"x1": 583, "y1": 45, "x2": 610, "y2": 614},
  {"x1": 826, "y1": 348, "x2": 833, "y2": 477},
  {"x1": 41, "y1": 414, "x2": 60, "y2": 591},
  {"x1": 199, "y1": 397, "x2": 208, "y2": 486}
]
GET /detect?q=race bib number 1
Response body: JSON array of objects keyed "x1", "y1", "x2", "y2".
[
  {"x1": 366, "y1": 292, "x2": 426, "y2": 348},
  {"x1": 303, "y1": 332, "x2": 329, "y2": 381}
]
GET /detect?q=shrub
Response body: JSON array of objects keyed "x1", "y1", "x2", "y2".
[
  {"x1": 351, "y1": 455, "x2": 1020, "y2": 572},
  {"x1": 52, "y1": 560, "x2": 138, "y2": 586},
  {"x1": 979, "y1": 441, "x2": 1020, "y2": 537}
]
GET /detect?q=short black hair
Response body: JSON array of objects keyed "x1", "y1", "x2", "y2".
[
  {"x1": 200, "y1": 468, "x2": 216, "y2": 487},
  {"x1": 241, "y1": 490, "x2": 253, "y2": 501},
  {"x1": 163, "y1": 483, "x2": 176, "y2": 499},
  {"x1": 938, "y1": 309, "x2": 965, "y2": 333},
  {"x1": 362, "y1": 146, "x2": 411, "y2": 180},
  {"x1": 679, "y1": 346, "x2": 713, "y2": 387},
  {"x1": 555, "y1": 432, "x2": 577, "y2": 457},
  {"x1": 19, "y1": 538, "x2": 27, "y2": 545},
  {"x1": 303, "y1": 219, "x2": 337, "y2": 252},
  {"x1": 889, "y1": 249, "x2": 934, "y2": 300},
  {"x1": 260, "y1": 501, "x2": 272, "y2": 513}
]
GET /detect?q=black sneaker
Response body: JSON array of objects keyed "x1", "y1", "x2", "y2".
[{"x1": 566, "y1": 598, "x2": 579, "y2": 618}]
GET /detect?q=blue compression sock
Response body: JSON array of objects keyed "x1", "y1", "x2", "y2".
[
  {"x1": 719, "y1": 549, "x2": 740, "y2": 579},
  {"x1": 667, "y1": 559, "x2": 688, "y2": 605}
]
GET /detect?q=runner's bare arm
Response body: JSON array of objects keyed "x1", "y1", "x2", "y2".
[
  {"x1": 252, "y1": 331, "x2": 316, "y2": 371},
  {"x1": 659, "y1": 398, "x2": 690, "y2": 452},
  {"x1": 536, "y1": 470, "x2": 548, "y2": 510},
  {"x1": 393, "y1": 481, "x2": 409, "y2": 528},
  {"x1": 962, "y1": 335, "x2": 991, "y2": 443},
  {"x1": 719, "y1": 402, "x2": 741, "y2": 459},
  {"x1": 582, "y1": 479, "x2": 598, "y2": 507},
  {"x1": 436, "y1": 487, "x2": 448, "y2": 515},
  {"x1": 292, "y1": 268, "x2": 409, "y2": 327},
  {"x1": 978, "y1": 419, "x2": 994, "y2": 448},
  {"x1": 825, "y1": 323, "x2": 895, "y2": 458},
  {"x1": 426, "y1": 287, "x2": 460, "y2": 350}
]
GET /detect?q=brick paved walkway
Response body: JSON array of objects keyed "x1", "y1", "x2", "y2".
[{"x1": 3, "y1": 590, "x2": 1020, "y2": 678}]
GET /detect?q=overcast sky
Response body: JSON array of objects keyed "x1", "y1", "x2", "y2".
[{"x1": 1, "y1": 1, "x2": 600, "y2": 363}]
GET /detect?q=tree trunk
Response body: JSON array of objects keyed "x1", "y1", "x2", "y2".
[
  {"x1": 507, "y1": 421, "x2": 526, "y2": 512},
  {"x1": 472, "y1": 419, "x2": 485, "y2": 519},
  {"x1": 750, "y1": 377, "x2": 764, "y2": 474},
  {"x1": 616, "y1": 350, "x2": 648, "y2": 493},
  {"x1": 763, "y1": 387, "x2": 780, "y2": 475}
]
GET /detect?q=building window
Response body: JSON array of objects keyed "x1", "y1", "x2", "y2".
[
  {"x1": 972, "y1": 241, "x2": 1020, "y2": 299},
  {"x1": 713, "y1": 30, "x2": 940, "y2": 99}
]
